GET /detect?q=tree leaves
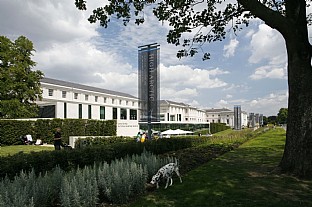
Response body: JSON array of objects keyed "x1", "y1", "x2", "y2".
[{"x1": 0, "y1": 36, "x2": 43, "y2": 119}]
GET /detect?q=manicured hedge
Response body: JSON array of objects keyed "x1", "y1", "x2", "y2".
[
  {"x1": 0, "y1": 119, "x2": 116, "y2": 146},
  {"x1": 210, "y1": 123, "x2": 231, "y2": 134}
]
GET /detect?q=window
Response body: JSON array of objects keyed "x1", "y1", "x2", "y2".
[
  {"x1": 160, "y1": 114, "x2": 165, "y2": 121},
  {"x1": 100, "y1": 106, "x2": 105, "y2": 119},
  {"x1": 74, "y1": 93, "x2": 78, "y2": 99},
  {"x1": 112, "y1": 99, "x2": 115, "y2": 104},
  {"x1": 126, "y1": 101, "x2": 129, "y2": 105},
  {"x1": 79, "y1": 104, "x2": 82, "y2": 119},
  {"x1": 85, "y1": 94, "x2": 89, "y2": 101},
  {"x1": 227, "y1": 119, "x2": 230, "y2": 124},
  {"x1": 113, "y1": 107, "x2": 117, "y2": 119},
  {"x1": 48, "y1": 89, "x2": 53, "y2": 96},
  {"x1": 88, "y1": 105, "x2": 92, "y2": 119},
  {"x1": 120, "y1": 108, "x2": 127, "y2": 120},
  {"x1": 130, "y1": 109, "x2": 137, "y2": 120},
  {"x1": 62, "y1": 91, "x2": 66, "y2": 98},
  {"x1": 119, "y1": 100, "x2": 122, "y2": 105},
  {"x1": 170, "y1": 115, "x2": 175, "y2": 121},
  {"x1": 95, "y1": 96, "x2": 98, "y2": 102},
  {"x1": 103, "y1": 97, "x2": 107, "y2": 103},
  {"x1": 64, "y1": 103, "x2": 67, "y2": 118},
  {"x1": 132, "y1": 102, "x2": 135, "y2": 106}
]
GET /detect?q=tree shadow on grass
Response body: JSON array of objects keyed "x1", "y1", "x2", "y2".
[{"x1": 131, "y1": 146, "x2": 312, "y2": 207}]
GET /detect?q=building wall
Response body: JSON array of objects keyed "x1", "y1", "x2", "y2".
[{"x1": 38, "y1": 78, "x2": 250, "y2": 135}]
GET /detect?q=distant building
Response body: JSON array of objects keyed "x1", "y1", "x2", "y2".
[
  {"x1": 159, "y1": 100, "x2": 207, "y2": 124},
  {"x1": 205, "y1": 108, "x2": 248, "y2": 128}
]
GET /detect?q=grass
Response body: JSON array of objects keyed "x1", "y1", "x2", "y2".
[
  {"x1": 0, "y1": 145, "x2": 54, "y2": 157},
  {"x1": 129, "y1": 128, "x2": 312, "y2": 207}
]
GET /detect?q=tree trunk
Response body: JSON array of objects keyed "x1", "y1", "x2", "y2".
[{"x1": 279, "y1": 22, "x2": 312, "y2": 178}]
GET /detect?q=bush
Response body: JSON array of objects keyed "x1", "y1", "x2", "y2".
[
  {"x1": 0, "y1": 150, "x2": 171, "y2": 206},
  {"x1": 0, "y1": 119, "x2": 116, "y2": 146}
]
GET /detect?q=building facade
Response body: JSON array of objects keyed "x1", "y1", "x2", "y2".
[
  {"x1": 159, "y1": 100, "x2": 207, "y2": 124},
  {"x1": 205, "y1": 108, "x2": 248, "y2": 128},
  {"x1": 37, "y1": 77, "x2": 248, "y2": 135},
  {"x1": 37, "y1": 77, "x2": 140, "y2": 136}
]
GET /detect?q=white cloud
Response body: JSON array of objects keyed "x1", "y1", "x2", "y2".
[
  {"x1": 250, "y1": 65, "x2": 287, "y2": 80},
  {"x1": 223, "y1": 38, "x2": 239, "y2": 57},
  {"x1": 160, "y1": 64, "x2": 229, "y2": 90},
  {"x1": 248, "y1": 24, "x2": 286, "y2": 65}
]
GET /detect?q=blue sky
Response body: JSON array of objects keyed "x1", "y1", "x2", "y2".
[{"x1": 0, "y1": 0, "x2": 290, "y2": 116}]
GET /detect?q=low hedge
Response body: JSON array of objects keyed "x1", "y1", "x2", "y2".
[
  {"x1": 0, "y1": 119, "x2": 116, "y2": 146},
  {"x1": 0, "y1": 128, "x2": 269, "y2": 180}
]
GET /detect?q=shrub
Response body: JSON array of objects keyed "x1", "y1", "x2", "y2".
[
  {"x1": 0, "y1": 150, "x2": 170, "y2": 206},
  {"x1": 61, "y1": 167, "x2": 99, "y2": 207},
  {"x1": 0, "y1": 119, "x2": 116, "y2": 146}
]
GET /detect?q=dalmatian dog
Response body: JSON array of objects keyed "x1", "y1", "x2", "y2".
[{"x1": 150, "y1": 159, "x2": 182, "y2": 189}]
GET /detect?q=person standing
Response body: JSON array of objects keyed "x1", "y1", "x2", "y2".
[{"x1": 54, "y1": 127, "x2": 62, "y2": 150}]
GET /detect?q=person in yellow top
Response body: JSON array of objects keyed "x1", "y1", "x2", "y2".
[{"x1": 141, "y1": 132, "x2": 146, "y2": 143}]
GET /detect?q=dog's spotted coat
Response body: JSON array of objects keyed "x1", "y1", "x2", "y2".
[{"x1": 150, "y1": 161, "x2": 182, "y2": 189}]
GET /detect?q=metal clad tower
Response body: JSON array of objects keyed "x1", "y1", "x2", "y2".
[
  {"x1": 138, "y1": 43, "x2": 160, "y2": 139},
  {"x1": 234, "y1": 105, "x2": 242, "y2": 130}
]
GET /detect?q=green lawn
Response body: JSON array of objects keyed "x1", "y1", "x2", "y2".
[
  {"x1": 130, "y1": 128, "x2": 312, "y2": 207},
  {"x1": 0, "y1": 145, "x2": 54, "y2": 157}
]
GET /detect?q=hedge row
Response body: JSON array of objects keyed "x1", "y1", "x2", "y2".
[
  {"x1": 0, "y1": 127, "x2": 268, "y2": 180},
  {"x1": 210, "y1": 123, "x2": 231, "y2": 134},
  {"x1": 0, "y1": 137, "x2": 197, "y2": 179},
  {"x1": 0, "y1": 119, "x2": 116, "y2": 146}
]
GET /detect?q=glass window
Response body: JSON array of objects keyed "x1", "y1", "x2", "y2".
[
  {"x1": 64, "y1": 102, "x2": 67, "y2": 118},
  {"x1": 104, "y1": 97, "x2": 107, "y2": 103},
  {"x1": 113, "y1": 107, "x2": 117, "y2": 119},
  {"x1": 120, "y1": 108, "x2": 127, "y2": 120},
  {"x1": 95, "y1": 96, "x2": 98, "y2": 102},
  {"x1": 79, "y1": 104, "x2": 82, "y2": 119},
  {"x1": 48, "y1": 89, "x2": 53, "y2": 96},
  {"x1": 74, "y1": 93, "x2": 78, "y2": 99},
  {"x1": 112, "y1": 99, "x2": 115, "y2": 104},
  {"x1": 100, "y1": 106, "x2": 105, "y2": 119},
  {"x1": 62, "y1": 91, "x2": 66, "y2": 98},
  {"x1": 160, "y1": 114, "x2": 165, "y2": 121},
  {"x1": 88, "y1": 105, "x2": 92, "y2": 119},
  {"x1": 130, "y1": 109, "x2": 137, "y2": 120},
  {"x1": 85, "y1": 94, "x2": 89, "y2": 101},
  {"x1": 119, "y1": 100, "x2": 122, "y2": 105},
  {"x1": 170, "y1": 115, "x2": 175, "y2": 121}
]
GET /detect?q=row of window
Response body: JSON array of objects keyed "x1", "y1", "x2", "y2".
[
  {"x1": 207, "y1": 114, "x2": 230, "y2": 117},
  {"x1": 48, "y1": 89, "x2": 135, "y2": 106},
  {"x1": 63, "y1": 103, "x2": 137, "y2": 120}
]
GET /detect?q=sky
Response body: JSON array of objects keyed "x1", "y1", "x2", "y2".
[{"x1": 0, "y1": 0, "x2": 292, "y2": 116}]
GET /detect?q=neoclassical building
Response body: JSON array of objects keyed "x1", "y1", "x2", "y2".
[
  {"x1": 205, "y1": 108, "x2": 248, "y2": 128},
  {"x1": 159, "y1": 100, "x2": 207, "y2": 124},
  {"x1": 37, "y1": 77, "x2": 140, "y2": 136},
  {"x1": 37, "y1": 77, "x2": 248, "y2": 135}
]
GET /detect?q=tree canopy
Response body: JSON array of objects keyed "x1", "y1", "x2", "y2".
[
  {"x1": 0, "y1": 36, "x2": 43, "y2": 119},
  {"x1": 75, "y1": 0, "x2": 312, "y2": 178},
  {"x1": 277, "y1": 108, "x2": 288, "y2": 124}
]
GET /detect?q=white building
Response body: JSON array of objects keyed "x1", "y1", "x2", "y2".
[
  {"x1": 160, "y1": 100, "x2": 207, "y2": 124},
  {"x1": 205, "y1": 108, "x2": 248, "y2": 128},
  {"x1": 37, "y1": 77, "x2": 248, "y2": 135},
  {"x1": 37, "y1": 77, "x2": 140, "y2": 136}
]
